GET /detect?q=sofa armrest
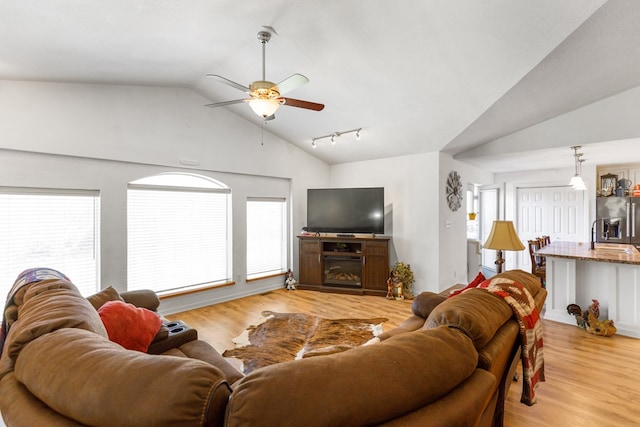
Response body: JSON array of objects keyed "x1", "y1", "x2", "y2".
[
  {"x1": 14, "y1": 328, "x2": 231, "y2": 427},
  {"x1": 377, "y1": 315, "x2": 425, "y2": 341},
  {"x1": 147, "y1": 321, "x2": 197, "y2": 355},
  {"x1": 120, "y1": 289, "x2": 160, "y2": 312},
  {"x1": 411, "y1": 292, "x2": 447, "y2": 318},
  {"x1": 378, "y1": 369, "x2": 497, "y2": 427}
]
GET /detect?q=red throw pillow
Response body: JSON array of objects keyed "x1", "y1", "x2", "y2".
[
  {"x1": 98, "y1": 300, "x2": 162, "y2": 352},
  {"x1": 448, "y1": 272, "x2": 486, "y2": 298}
]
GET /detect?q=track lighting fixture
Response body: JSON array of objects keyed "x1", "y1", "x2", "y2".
[{"x1": 311, "y1": 128, "x2": 362, "y2": 149}]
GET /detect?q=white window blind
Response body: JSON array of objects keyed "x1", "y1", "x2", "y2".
[
  {"x1": 0, "y1": 188, "x2": 100, "y2": 298},
  {"x1": 127, "y1": 174, "x2": 230, "y2": 293},
  {"x1": 247, "y1": 198, "x2": 287, "y2": 279}
]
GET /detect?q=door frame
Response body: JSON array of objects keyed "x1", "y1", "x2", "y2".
[{"x1": 479, "y1": 184, "x2": 503, "y2": 273}]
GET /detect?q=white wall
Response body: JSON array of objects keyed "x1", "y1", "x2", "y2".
[
  {"x1": 0, "y1": 80, "x2": 330, "y2": 313},
  {"x1": 330, "y1": 152, "x2": 492, "y2": 293}
]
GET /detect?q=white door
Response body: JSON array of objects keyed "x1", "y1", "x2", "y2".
[{"x1": 517, "y1": 185, "x2": 584, "y2": 271}]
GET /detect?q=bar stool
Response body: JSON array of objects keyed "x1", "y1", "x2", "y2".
[{"x1": 528, "y1": 239, "x2": 546, "y2": 287}]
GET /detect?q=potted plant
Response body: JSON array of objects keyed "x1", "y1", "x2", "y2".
[{"x1": 390, "y1": 261, "x2": 415, "y2": 299}]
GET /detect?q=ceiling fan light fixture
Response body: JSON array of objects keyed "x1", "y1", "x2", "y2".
[
  {"x1": 249, "y1": 98, "x2": 281, "y2": 118},
  {"x1": 205, "y1": 30, "x2": 324, "y2": 117}
]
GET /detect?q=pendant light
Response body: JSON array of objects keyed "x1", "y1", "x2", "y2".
[{"x1": 569, "y1": 146, "x2": 586, "y2": 191}]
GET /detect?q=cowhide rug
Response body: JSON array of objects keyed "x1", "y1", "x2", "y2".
[{"x1": 222, "y1": 311, "x2": 388, "y2": 374}]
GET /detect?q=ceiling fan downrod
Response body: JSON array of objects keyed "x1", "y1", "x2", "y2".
[{"x1": 257, "y1": 31, "x2": 271, "y2": 81}]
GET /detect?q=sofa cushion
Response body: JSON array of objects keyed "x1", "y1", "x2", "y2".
[
  {"x1": 86, "y1": 286, "x2": 125, "y2": 310},
  {"x1": 163, "y1": 339, "x2": 244, "y2": 384},
  {"x1": 424, "y1": 287, "x2": 513, "y2": 349},
  {"x1": 5, "y1": 279, "x2": 108, "y2": 360},
  {"x1": 98, "y1": 300, "x2": 163, "y2": 352},
  {"x1": 14, "y1": 328, "x2": 232, "y2": 427},
  {"x1": 411, "y1": 292, "x2": 447, "y2": 318},
  {"x1": 0, "y1": 372, "x2": 85, "y2": 427},
  {"x1": 119, "y1": 289, "x2": 161, "y2": 312},
  {"x1": 225, "y1": 326, "x2": 478, "y2": 427}
]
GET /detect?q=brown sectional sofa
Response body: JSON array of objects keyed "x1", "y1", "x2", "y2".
[
  {"x1": 0, "y1": 278, "x2": 243, "y2": 427},
  {"x1": 0, "y1": 269, "x2": 545, "y2": 427}
]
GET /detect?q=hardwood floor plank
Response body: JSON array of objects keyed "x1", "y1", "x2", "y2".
[{"x1": 167, "y1": 289, "x2": 640, "y2": 426}]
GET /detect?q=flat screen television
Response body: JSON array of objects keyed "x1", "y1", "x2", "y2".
[{"x1": 307, "y1": 187, "x2": 384, "y2": 234}]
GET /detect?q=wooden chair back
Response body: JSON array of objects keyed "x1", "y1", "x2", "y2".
[{"x1": 528, "y1": 239, "x2": 546, "y2": 286}]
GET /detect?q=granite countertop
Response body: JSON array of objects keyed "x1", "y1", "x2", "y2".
[{"x1": 535, "y1": 241, "x2": 640, "y2": 265}]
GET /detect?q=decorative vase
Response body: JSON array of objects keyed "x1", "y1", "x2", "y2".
[{"x1": 468, "y1": 213, "x2": 477, "y2": 220}]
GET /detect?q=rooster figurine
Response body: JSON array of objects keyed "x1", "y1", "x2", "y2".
[
  {"x1": 585, "y1": 312, "x2": 616, "y2": 337},
  {"x1": 567, "y1": 303, "x2": 587, "y2": 328},
  {"x1": 566, "y1": 299, "x2": 615, "y2": 337}
]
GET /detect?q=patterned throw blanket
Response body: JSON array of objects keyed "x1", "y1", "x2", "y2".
[{"x1": 475, "y1": 277, "x2": 545, "y2": 406}]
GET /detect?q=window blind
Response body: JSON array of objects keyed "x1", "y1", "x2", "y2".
[
  {"x1": 127, "y1": 185, "x2": 230, "y2": 293},
  {"x1": 0, "y1": 188, "x2": 100, "y2": 298},
  {"x1": 246, "y1": 198, "x2": 287, "y2": 279}
]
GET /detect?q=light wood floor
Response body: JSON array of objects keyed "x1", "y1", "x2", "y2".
[{"x1": 168, "y1": 289, "x2": 640, "y2": 426}]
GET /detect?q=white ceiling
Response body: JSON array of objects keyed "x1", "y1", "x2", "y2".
[{"x1": 1, "y1": 0, "x2": 639, "y2": 172}]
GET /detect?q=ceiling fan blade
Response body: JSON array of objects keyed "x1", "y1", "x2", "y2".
[
  {"x1": 276, "y1": 74, "x2": 309, "y2": 95},
  {"x1": 204, "y1": 99, "x2": 247, "y2": 108},
  {"x1": 281, "y1": 97, "x2": 325, "y2": 111},
  {"x1": 206, "y1": 74, "x2": 250, "y2": 93}
]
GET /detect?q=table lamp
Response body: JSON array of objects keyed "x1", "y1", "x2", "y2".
[{"x1": 483, "y1": 220, "x2": 525, "y2": 274}]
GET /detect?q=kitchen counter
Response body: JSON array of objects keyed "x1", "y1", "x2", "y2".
[
  {"x1": 535, "y1": 241, "x2": 640, "y2": 265},
  {"x1": 537, "y1": 241, "x2": 640, "y2": 338}
]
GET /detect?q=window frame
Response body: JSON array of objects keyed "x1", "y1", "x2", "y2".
[
  {"x1": 126, "y1": 173, "x2": 232, "y2": 295},
  {"x1": 0, "y1": 186, "x2": 100, "y2": 297},
  {"x1": 246, "y1": 197, "x2": 288, "y2": 281}
]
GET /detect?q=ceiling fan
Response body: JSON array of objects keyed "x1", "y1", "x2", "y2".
[{"x1": 205, "y1": 29, "x2": 324, "y2": 120}]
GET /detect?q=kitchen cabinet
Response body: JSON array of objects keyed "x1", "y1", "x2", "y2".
[{"x1": 536, "y1": 241, "x2": 640, "y2": 338}]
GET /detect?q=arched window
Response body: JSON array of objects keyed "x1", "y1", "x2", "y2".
[{"x1": 127, "y1": 173, "x2": 231, "y2": 293}]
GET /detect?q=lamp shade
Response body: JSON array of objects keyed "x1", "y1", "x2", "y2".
[
  {"x1": 569, "y1": 175, "x2": 586, "y2": 190},
  {"x1": 249, "y1": 98, "x2": 281, "y2": 118},
  {"x1": 483, "y1": 220, "x2": 525, "y2": 251}
]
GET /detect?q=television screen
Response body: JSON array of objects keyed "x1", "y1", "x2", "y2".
[{"x1": 307, "y1": 187, "x2": 384, "y2": 234}]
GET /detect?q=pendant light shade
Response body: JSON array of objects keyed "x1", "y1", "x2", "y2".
[{"x1": 569, "y1": 146, "x2": 587, "y2": 191}]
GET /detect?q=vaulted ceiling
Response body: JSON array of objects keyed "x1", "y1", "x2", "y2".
[{"x1": 2, "y1": 0, "x2": 639, "y2": 172}]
